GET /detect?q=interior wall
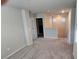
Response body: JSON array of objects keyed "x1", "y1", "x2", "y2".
[
  {"x1": 1, "y1": 6, "x2": 27, "y2": 59},
  {"x1": 25, "y1": 10, "x2": 33, "y2": 44},
  {"x1": 44, "y1": 13, "x2": 68, "y2": 38},
  {"x1": 73, "y1": 7, "x2": 77, "y2": 59},
  {"x1": 31, "y1": 16, "x2": 37, "y2": 40},
  {"x1": 44, "y1": 14, "x2": 58, "y2": 38},
  {"x1": 70, "y1": 8, "x2": 76, "y2": 43},
  {"x1": 36, "y1": 8, "x2": 76, "y2": 41},
  {"x1": 21, "y1": 9, "x2": 33, "y2": 45},
  {"x1": 36, "y1": 13, "x2": 68, "y2": 38}
]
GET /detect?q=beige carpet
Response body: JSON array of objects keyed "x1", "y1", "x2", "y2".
[{"x1": 8, "y1": 39, "x2": 73, "y2": 59}]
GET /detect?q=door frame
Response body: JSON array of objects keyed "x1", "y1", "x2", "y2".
[{"x1": 36, "y1": 18, "x2": 44, "y2": 38}]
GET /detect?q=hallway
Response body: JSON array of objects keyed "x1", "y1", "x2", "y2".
[{"x1": 8, "y1": 39, "x2": 73, "y2": 59}]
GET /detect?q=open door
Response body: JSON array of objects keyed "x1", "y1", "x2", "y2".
[{"x1": 36, "y1": 18, "x2": 44, "y2": 37}]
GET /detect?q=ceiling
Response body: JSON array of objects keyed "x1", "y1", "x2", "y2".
[{"x1": 5, "y1": 0, "x2": 76, "y2": 13}]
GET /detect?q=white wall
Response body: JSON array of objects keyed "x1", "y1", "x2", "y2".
[
  {"x1": 21, "y1": 9, "x2": 33, "y2": 45},
  {"x1": 68, "y1": 8, "x2": 76, "y2": 58},
  {"x1": 73, "y1": 7, "x2": 77, "y2": 59},
  {"x1": 31, "y1": 15, "x2": 37, "y2": 40},
  {"x1": 70, "y1": 8, "x2": 76, "y2": 44},
  {"x1": 23, "y1": 11, "x2": 37, "y2": 41},
  {"x1": 1, "y1": 6, "x2": 27, "y2": 59}
]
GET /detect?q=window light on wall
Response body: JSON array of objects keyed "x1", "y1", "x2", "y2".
[{"x1": 52, "y1": 16, "x2": 65, "y2": 23}]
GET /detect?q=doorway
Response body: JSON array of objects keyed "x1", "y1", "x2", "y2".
[{"x1": 36, "y1": 18, "x2": 44, "y2": 37}]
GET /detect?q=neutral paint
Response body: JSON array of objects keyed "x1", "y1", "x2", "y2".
[
  {"x1": 44, "y1": 13, "x2": 68, "y2": 38},
  {"x1": 5, "y1": 0, "x2": 76, "y2": 13},
  {"x1": 36, "y1": 12, "x2": 68, "y2": 38},
  {"x1": 70, "y1": 8, "x2": 76, "y2": 44},
  {"x1": 36, "y1": 8, "x2": 76, "y2": 43},
  {"x1": 31, "y1": 16, "x2": 37, "y2": 40},
  {"x1": 44, "y1": 14, "x2": 58, "y2": 38},
  {"x1": 1, "y1": 6, "x2": 26, "y2": 59},
  {"x1": 21, "y1": 9, "x2": 33, "y2": 45},
  {"x1": 73, "y1": 7, "x2": 77, "y2": 59},
  {"x1": 67, "y1": 10, "x2": 72, "y2": 44},
  {"x1": 1, "y1": 6, "x2": 35, "y2": 59}
]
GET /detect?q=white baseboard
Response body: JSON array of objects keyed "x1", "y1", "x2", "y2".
[{"x1": 4, "y1": 45, "x2": 26, "y2": 59}]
